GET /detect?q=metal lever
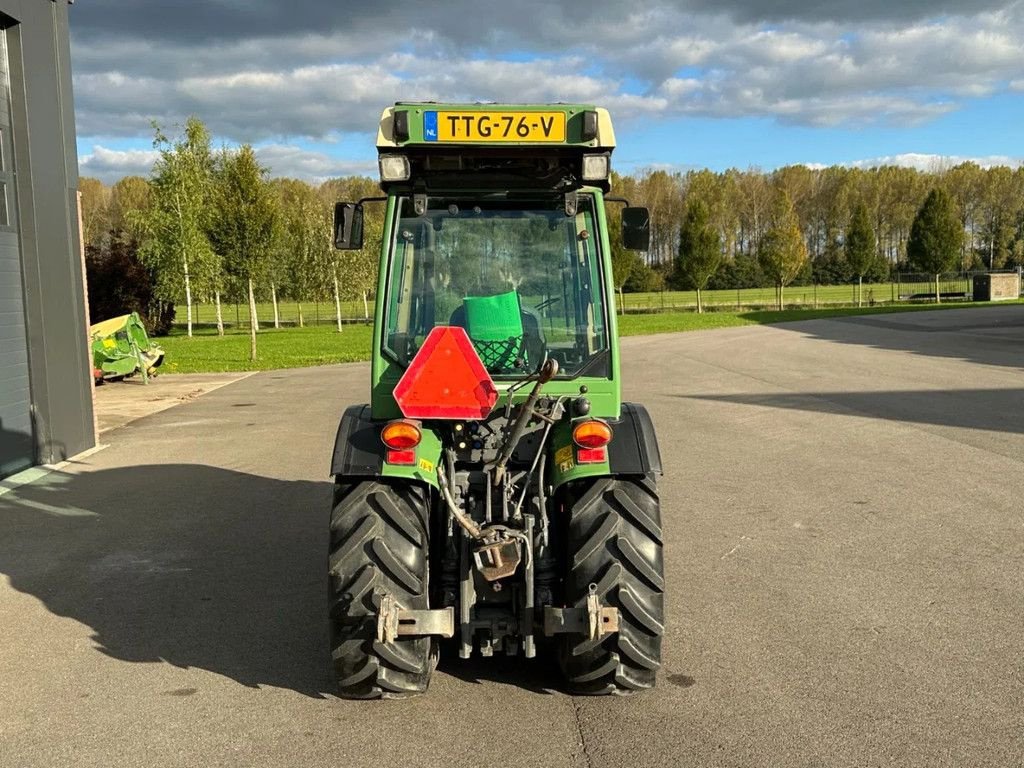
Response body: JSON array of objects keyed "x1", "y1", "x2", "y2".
[{"x1": 492, "y1": 358, "x2": 559, "y2": 485}]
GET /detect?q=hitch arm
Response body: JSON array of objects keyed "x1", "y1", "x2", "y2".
[{"x1": 492, "y1": 358, "x2": 559, "y2": 485}]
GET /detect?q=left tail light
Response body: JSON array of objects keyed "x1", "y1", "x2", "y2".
[{"x1": 381, "y1": 420, "x2": 421, "y2": 450}]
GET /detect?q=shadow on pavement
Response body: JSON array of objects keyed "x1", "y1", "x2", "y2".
[
  {"x1": 682, "y1": 388, "x2": 1024, "y2": 434},
  {"x1": 436, "y1": 640, "x2": 562, "y2": 695},
  {"x1": 0, "y1": 459, "x2": 585, "y2": 697},
  {"x1": 0, "y1": 463, "x2": 336, "y2": 698},
  {"x1": 761, "y1": 305, "x2": 1024, "y2": 371}
]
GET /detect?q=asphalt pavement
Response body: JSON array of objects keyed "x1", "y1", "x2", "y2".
[{"x1": 1, "y1": 305, "x2": 1022, "y2": 767}]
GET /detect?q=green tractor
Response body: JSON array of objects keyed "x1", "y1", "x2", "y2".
[{"x1": 329, "y1": 104, "x2": 663, "y2": 698}]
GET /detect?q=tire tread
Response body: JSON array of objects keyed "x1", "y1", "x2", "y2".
[
  {"x1": 329, "y1": 480, "x2": 433, "y2": 699},
  {"x1": 560, "y1": 476, "x2": 664, "y2": 694}
]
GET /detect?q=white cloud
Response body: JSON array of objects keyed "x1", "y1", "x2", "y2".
[
  {"x1": 842, "y1": 153, "x2": 1023, "y2": 171},
  {"x1": 252, "y1": 145, "x2": 377, "y2": 183},
  {"x1": 78, "y1": 144, "x2": 378, "y2": 184},
  {"x1": 79, "y1": 146, "x2": 159, "y2": 182},
  {"x1": 68, "y1": 1, "x2": 1024, "y2": 180}
]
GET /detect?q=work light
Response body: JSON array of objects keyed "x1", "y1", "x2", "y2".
[
  {"x1": 379, "y1": 154, "x2": 411, "y2": 182},
  {"x1": 581, "y1": 154, "x2": 610, "y2": 181}
]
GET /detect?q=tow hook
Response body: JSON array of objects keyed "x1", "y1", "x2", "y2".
[
  {"x1": 473, "y1": 536, "x2": 522, "y2": 582},
  {"x1": 542, "y1": 584, "x2": 620, "y2": 641},
  {"x1": 376, "y1": 594, "x2": 455, "y2": 643}
]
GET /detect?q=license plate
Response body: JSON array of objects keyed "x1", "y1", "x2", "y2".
[{"x1": 425, "y1": 111, "x2": 566, "y2": 142}]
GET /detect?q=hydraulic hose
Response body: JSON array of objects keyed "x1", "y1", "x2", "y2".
[{"x1": 437, "y1": 460, "x2": 484, "y2": 540}]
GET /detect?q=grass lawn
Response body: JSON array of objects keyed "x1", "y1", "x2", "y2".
[
  {"x1": 159, "y1": 323, "x2": 374, "y2": 374},
  {"x1": 158, "y1": 300, "x2": 1023, "y2": 374}
]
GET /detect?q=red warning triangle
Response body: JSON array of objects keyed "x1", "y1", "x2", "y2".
[{"x1": 393, "y1": 326, "x2": 499, "y2": 420}]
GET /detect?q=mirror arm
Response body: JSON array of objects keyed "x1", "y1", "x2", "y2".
[{"x1": 603, "y1": 196, "x2": 631, "y2": 207}]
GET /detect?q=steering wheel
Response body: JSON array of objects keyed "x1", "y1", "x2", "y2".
[{"x1": 533, "y1": 297, "x2": 562, "y2": 312}]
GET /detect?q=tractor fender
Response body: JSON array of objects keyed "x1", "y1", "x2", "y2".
[
  {"x1": 331, "y1": 405, "x2": 383, "y2": 478},
  {"x1": 549, "y1": 402, "x2": 662, "y2": 492},
  {"x1": 330, "y1": 404, "x2": 440, "y2": 488},
  {"x1": 607, "y1": 402, "x2": 663, "y2": 476}
]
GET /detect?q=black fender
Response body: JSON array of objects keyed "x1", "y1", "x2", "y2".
[
  {"x1": 330, "y1": 404, "x2": 383, "y2": 478},
  {"x1": 607, "y1": 402, "x2": 662, "y2": 476}
]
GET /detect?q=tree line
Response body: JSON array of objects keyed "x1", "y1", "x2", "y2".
[
  {"x1": 82, "y1": 117, "x2": 381, "y2": 359},
  {"x1": 608, "y1": 163, "x2": 1024, "y2": 309},
  {"x1": 83, "y1": 116, "x2": 1024, "y2": 347}
]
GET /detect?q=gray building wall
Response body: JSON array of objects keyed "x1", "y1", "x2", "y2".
[{"x1": 0, "y1": 0, "x2": 94, "y2": 478}]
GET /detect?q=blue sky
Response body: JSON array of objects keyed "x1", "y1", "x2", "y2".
[{"x1": 69, "y1": 0, "x2": 1024, "y2": 183}]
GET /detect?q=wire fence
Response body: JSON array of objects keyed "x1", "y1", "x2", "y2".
[
  {"x1": 185, "y1": 299, "x2": 373, "y2": 329},
  {"x1": 176, "y1": 269, "x2": 1023, "y2": 328},
  {"x1": 618, "y1": 270, "x2": 1023, "y2": 313}
]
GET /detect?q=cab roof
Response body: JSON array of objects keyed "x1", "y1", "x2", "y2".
[
  {"x1": 376, "y1": 103, "x2": 616, "y2": 150},
  {"x1": 373, "y1": 103, "x2": 617, "y2": 192}
]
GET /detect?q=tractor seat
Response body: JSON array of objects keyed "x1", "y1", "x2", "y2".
[{"x1": 449, "y1": 290, "x2": 545, "y2": 373}]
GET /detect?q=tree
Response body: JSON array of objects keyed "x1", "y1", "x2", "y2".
[
  {"x1": 85, "y1": 235, "x2": 173, "y2": 333},
  {"x1": 676, "y1": 199, "x2": 722, "y2": 313},
  {"x1": 942, "y1": 162, "x2": 985, "y2": 268},
  {"x1": 275, "y1": 178, "x2": 330, "y2": 327},
  {"x1": 110, "y1": 176, "x2": 152, "y2": 244},
  {"x1": 79, "y1": 177, "x2": 112, "y2": 250},
  {"x1": 137, "y1": 117, "x2": 218, "y2": 337},
  {"x1": 845, "y1": 202, "x2": 876, "y2": 307},
  {"x1": 758, "y1": 192, "x2": 808, "y2": 309},
  {"x1": 734, "y1": 168, "x2": 773, "y2": 258},
  {"x1": 629, "y1": 169, "x2": 683, "y2": 266},
  {"x1": 605, "y1": 203, "x2": 642, "y2": 313},
  {"x1": 320, "y1": 176, "x2": 382, "y2": 323},
  {"x1": 210, "y1": 145, "x2": 279, "y2": 360},
  {"x1": 907, "y1": 188, "x2": 963, "y2": 303},
  {"x1": 977, "y1": 166, "x2": 1022, "y2": 269}
]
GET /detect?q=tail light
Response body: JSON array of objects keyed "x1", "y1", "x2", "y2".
[
  {"x1": 381, "y1": 420, "x2": 421, "y2": 450},
  {"x1": 572, "y1": 419, "x2": 612, "y2": 449}
]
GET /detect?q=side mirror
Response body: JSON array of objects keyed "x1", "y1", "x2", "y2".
[
  {"x1": 622, "y1": 207, "x2": 650, "y2": 251},
  {"x1": 334, "y1": 202, "x2": 364, "y2": 250}
]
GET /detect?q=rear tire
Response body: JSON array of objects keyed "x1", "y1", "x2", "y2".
[
  {"x1": 560, "y1": 475, "x2": 664, "y2": 694},
  {"x1": 328, "y1": 480, "x2": 435, "y2": 699}
]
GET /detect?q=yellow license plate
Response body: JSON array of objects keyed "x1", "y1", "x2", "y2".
[{"x1": 427, "y1": 111, "x2": 566, "y2": 142}]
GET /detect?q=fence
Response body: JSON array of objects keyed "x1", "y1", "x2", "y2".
[
  {"x1": 177, "y1": 270, "x2": 1023, "y2": 328},
  {"x1": 894, "y1": 272, "x2": 971, "y2": 300},
  {"x1": 186, "y1": 298, "x2": 373, "y2": 329},
  {"x1": 618, "y1": 271, "x2": 1023, "y2": 313},
  {"x1": 619, "y1": 284, "x2": 882, "y2": 312}
]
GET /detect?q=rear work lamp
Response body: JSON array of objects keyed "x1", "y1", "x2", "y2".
[
  {"x1": 379, "y1": 154, "x2": 411, "y2": 182},
  {"x1": 581, "y1": 153, "x2": 610, "y2": 181}
]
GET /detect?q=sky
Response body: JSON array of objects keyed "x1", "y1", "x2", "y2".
[{"x1": 71, "y1": 0, "x2": 1024, "y2": 184}]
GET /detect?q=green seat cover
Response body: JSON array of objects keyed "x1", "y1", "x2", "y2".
[{"x1": 463, "y1": 290, "x2": 525, "y2": 372}]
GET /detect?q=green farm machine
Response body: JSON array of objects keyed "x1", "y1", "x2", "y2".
[{"x1": 329, "y1": 104, "x2": 663, "y2": 697}]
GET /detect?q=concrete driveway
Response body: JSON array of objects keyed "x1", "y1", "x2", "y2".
[{"x1": 1, "y1": 305, "x2": 1022, "y2": 767}]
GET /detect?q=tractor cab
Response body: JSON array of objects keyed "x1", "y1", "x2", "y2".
[
  {"x1": 381, "y1": 191, "x2": 609, "y2": 379},
  {"x1": 335, "y1": 104, "x2": 649, "y2": 413}
]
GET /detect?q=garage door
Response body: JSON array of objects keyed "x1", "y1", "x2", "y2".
[{"x1": 0, "y1": 26, "x2": 33, "y2": 479}]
